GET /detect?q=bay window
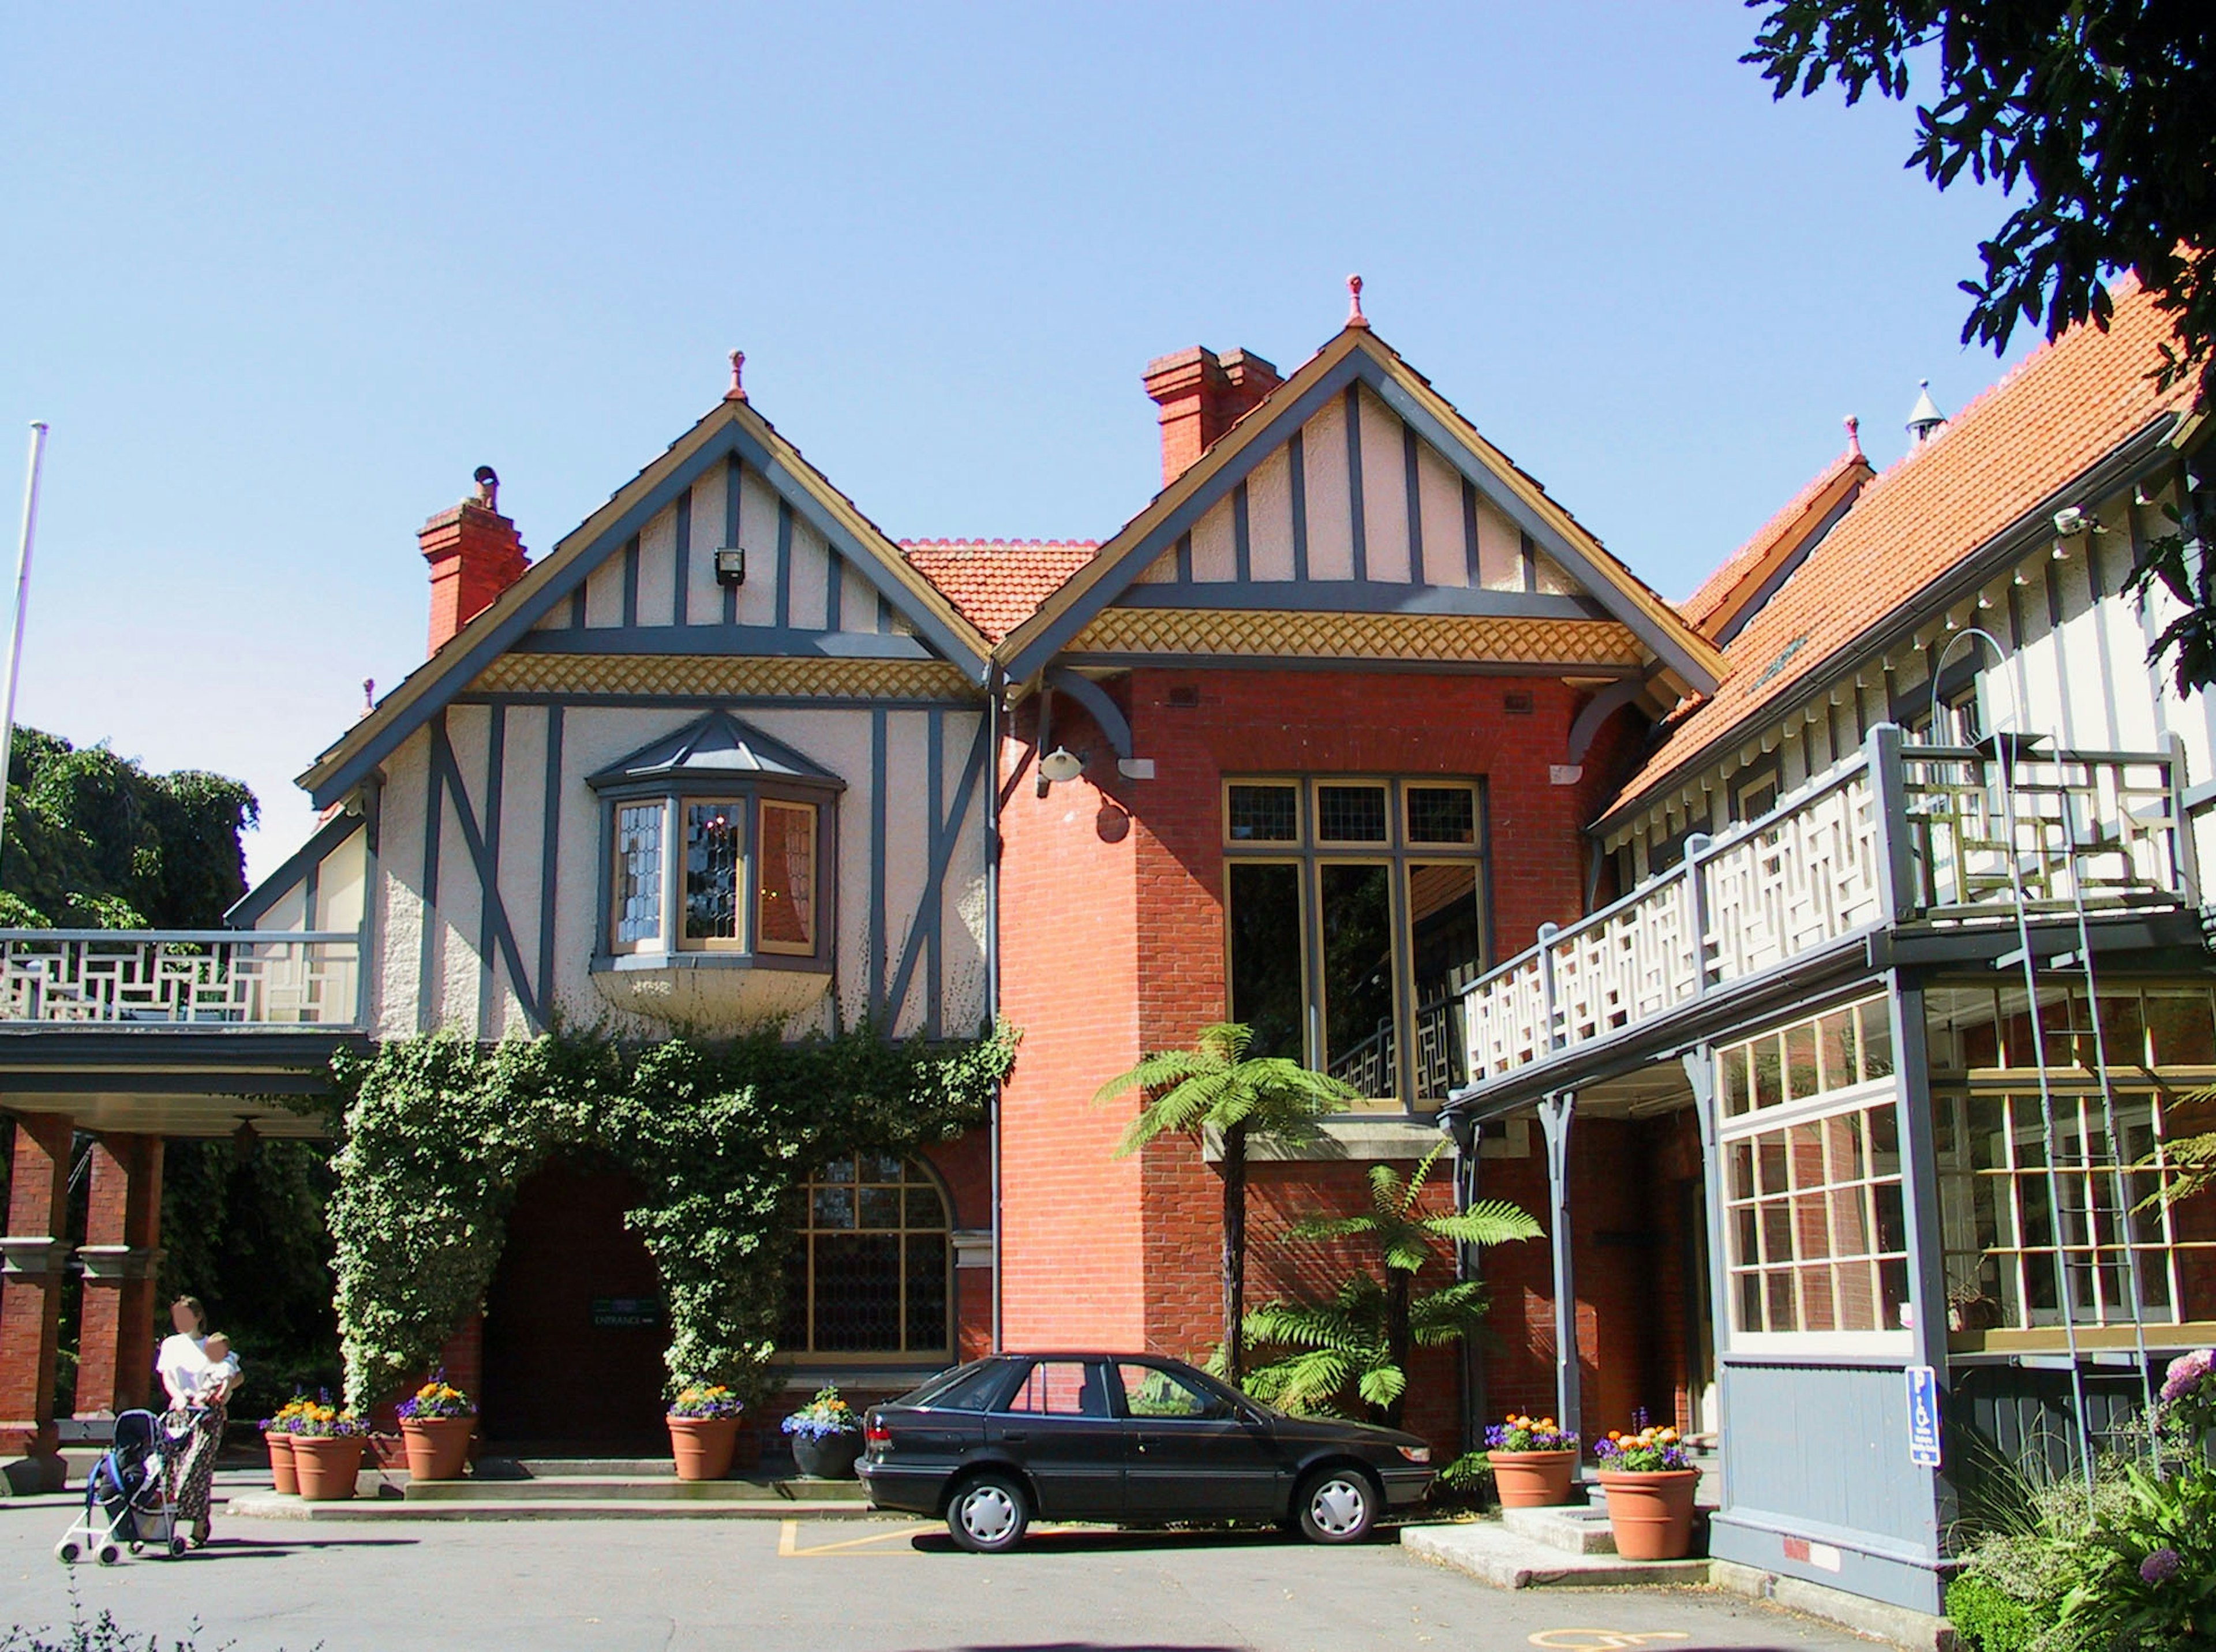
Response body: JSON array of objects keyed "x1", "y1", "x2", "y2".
[{"x1": 1222, "y1": 776, "x2": 1488, "y2": 1111}]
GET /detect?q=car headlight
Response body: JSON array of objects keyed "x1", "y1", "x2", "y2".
[{"x1": 1397, "y1": 1445, "x2": 1432, "y2": 1464}]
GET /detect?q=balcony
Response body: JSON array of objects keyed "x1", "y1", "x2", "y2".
[
  {"x1": 0, "y1": 931, "x2": 362, "y2": 1027},
  {"x1": 1456, "y1": 727, "x2": 2200, "y2": 1107}
]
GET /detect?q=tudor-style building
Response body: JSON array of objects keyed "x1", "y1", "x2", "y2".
[{"x1": 1, "y1": 278, "x2": 2209, "y2": 1632}]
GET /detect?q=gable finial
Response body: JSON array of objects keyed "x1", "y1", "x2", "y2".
[
  {"x1": 1346, "y1": 274, "x2": 1368, "y2": 329},
  {"x1": 726, "y1": 349, "x2": 748, "y2": 403},
  {"x1": 1844, "y1": 414, "x2": 1863, "y2": 461}
]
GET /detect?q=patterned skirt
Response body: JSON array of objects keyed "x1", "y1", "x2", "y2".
[{"x1": 164, "y1": 1401, "x2": 226, "y2": 1529}]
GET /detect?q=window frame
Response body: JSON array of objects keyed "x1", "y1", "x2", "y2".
[
  {"x1": 778, "y1": 1153, "x2": 956, "y2": 1366},
  {"x1": 592, "y1": 780, "x2": 837, "y2": 973},
  {"x1": 1220, "y1": 774, "x2": 1490, "y2": 1114},
  {"x1": 754, "y1": 798, "x2": 821, "y2": 957}
]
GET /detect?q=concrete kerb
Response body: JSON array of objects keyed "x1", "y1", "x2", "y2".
[{"x1": 1709, "y1": 1558, "x2": 1956, "y2": 1652}]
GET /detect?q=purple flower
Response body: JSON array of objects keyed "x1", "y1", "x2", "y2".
[
  {"x1": 2159, "y1": 1348, "x2": 2212, "y2": 1404},
  {"x1": 2140, "y1": 1547, "x2": 2181, "y2": 1586}
]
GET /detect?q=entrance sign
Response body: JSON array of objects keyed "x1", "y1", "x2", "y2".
[
  {"x1": 1906, "y1": 1365, "x2": 1942, "y2": 1467},
  {"x1": 590, "y1": 1295, "x2": 660, "y2": 1329}
]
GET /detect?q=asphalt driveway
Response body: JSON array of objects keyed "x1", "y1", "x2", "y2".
[{"x1": 0, "y1": 1505, "x2": 1884, "y2": 1652}]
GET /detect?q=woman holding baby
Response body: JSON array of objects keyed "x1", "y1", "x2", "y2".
[{"x1": 156, "y1": 1295, "x2": 240, "y2": 1546}]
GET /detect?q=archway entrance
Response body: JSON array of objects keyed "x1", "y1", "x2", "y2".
[{"x1": 481, "y1": 1159, "x2": 668, "y2": 1448}]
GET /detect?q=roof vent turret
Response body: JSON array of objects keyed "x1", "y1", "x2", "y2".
[{"x1": 1906, "y1": 379, "x2": 1948, "y2": 445}]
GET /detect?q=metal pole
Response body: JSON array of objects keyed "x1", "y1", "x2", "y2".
[{"x1": 0, "y1": 422, "x2": 50, "y2": 870}]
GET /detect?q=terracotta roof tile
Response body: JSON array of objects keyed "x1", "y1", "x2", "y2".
[
  {"x1": 1608, "y1": 274, "x2": 2196, "y2": 824},
  {"x1": 901, "y1": 540, "x2": 1101, "y2": 642},
  {"x1": 1678, "y1": 443, "x2": 1870, "y2": 635}
]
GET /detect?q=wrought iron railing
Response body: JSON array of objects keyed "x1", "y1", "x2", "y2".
[
  {"x1": 1460, "y1": 727, "x2": 2197, "y2": 1087},
  {"x1": 0, "y1": 932, "x2": 363, "y2": 1026}
]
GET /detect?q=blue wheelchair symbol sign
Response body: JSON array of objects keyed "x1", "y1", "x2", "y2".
[{"x1": 1906, "y1": 1365, "x2": 1942, "y2": 1467}]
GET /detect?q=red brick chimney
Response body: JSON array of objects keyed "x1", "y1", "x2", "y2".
[
  {"x1": 420, "y1": 466, "x2": 527, "y2": 654},
  {"x1": 1141, "y1": 347, "x2": 1282, "y2": 486}
]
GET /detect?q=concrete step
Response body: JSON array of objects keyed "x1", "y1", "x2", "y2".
[
  {"x1": 1403, "y1": 1519, "x2": 1710, "y2": 1590},
  {"x1": 229, "y1": 1491, "x2": 884, "y2": 1523},
  {"x1": 1501, "y1": 1503, "x2": 1615, "y2": 1556},
  {"x1": 403, "y1": 1475, "x2": 868, "y2": 1503}
]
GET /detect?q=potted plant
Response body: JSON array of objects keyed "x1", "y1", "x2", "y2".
[
  {"x1": 260, "y1": 1397, "x2": 307, "y2": 1496},
  {"x1": 395, "y1": 1368, "x2": 477, "y2": 1482},
  {"x1": 667, "y1": 1384, "x2": 745, "y2": 1482},
  {"x1": 1592, "y1": 1413, "x2": 1698, "y2": 1560},
  {"x1": 781, "y1": 1385, "x2": 864, "y2": 1479},
  {"x1": 289, "y1": 1399, "x2": 372, "y2": 1501},
  {"x1": 1484, "y1": 1412, "x2": 1580, "y2": 1507}
]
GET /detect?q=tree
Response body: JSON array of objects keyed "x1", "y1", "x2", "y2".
[
  {"x1": 0, "y1": 726, "x2": 258, "y2": 927},
  {"x1": 1094, "y1": 1022, "x2": 1354, "y2": 1382},
  {"x1": 1241, "y1": 1144, "x2": 1539, "y2": 1428},
  {"x1": 1745, "y1": 4, "x2": 2214, "y2": 400}
]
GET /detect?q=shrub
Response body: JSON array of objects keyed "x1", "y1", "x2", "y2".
[{"x1": 1945, "y1": 1572, "x2": 2044, "y2": 1652}]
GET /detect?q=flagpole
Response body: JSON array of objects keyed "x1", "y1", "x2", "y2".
[{"x1": 0, "y1": 421, "x2": 51, "y2": 868}]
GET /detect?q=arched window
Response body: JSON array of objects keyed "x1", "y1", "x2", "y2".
[{"x1": 780, "y1": 1154, "x2": 951, "y2": 1359}]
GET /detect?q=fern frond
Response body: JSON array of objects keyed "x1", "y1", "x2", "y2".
[
  {"x1": 1356, "y1": 1363, "x2": 1408, "y2": 1409},
  {"x1": 1426, "y1": 1200, "x2": 1544, "y2": 1248}
]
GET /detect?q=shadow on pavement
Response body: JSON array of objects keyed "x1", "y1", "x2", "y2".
[{"x1": 907, "y1": 1527, "x2": 1311, "y2": 1556}]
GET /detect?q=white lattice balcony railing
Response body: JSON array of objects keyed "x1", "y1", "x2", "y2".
[
  {"x1": 0, "y1": 931, "x2": 363, "y2": 1027},
  {"x1": 1460, "y1": 726, "x2": 2199, "y2": 1088}
]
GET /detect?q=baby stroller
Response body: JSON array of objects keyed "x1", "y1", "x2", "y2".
[{"x1": 55, "y1": 1410, "x2": 186, "y2": 1564}]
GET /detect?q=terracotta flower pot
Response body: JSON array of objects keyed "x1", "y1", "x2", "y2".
[
  {"x1": 1596, "y1": 1468, "x2": 1699, "y2": 1560},
  {"x1": 291, "y1": 1434, "x2": 366, "y2": 1502},
  {"x1": 400, "y1": 1415, "x2": 476, "y2": 1482},
  {"x1": 264, "y1": 1431, "x2": 297, "y2": 1496},
  {"x1": 668, "y1": 1415, "x2": 741, "y2": 1482},
  {"x1": 1487, "y1": 1448, "x2": 1577, "y2": 1508}
]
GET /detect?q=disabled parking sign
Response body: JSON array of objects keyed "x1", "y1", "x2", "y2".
[{"x1": 1906, "y1": 1365, "x2": 1942, "y2": 1467}]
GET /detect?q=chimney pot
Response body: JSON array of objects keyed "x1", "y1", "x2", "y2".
[{"x1": 421, "y1": 470, "x2": 529, "y2": 655}]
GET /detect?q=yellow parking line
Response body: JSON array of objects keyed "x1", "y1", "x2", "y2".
[
  {"x1": 777, "y1": 1519, "x2": 938, "y2": 1557},
  {"x1": 1529, "y1": 1633, "x2": 1693, "y2": 1649}
]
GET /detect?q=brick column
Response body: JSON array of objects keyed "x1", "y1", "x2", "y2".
[
  {"x1": 1, "y1": 1112, "x2": 74, "y2": 1491},
  {"x1": 73, "y1": 1134, "x2": 165, "y2": 1419}
]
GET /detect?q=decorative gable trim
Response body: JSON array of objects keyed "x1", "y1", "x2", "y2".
[
  {"x1": 586, "y1": 709, "x2": 844, "y2": 791},
  {"x1": 300, "y1": 398, "x2": 992, "y2": 811},
  {"x1": 997, "y1": 331, "x2": 1723, "y2": 692}
]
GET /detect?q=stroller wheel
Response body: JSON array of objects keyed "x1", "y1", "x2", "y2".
[
  {"x1": 169, "y1": 1537, "x2": 188, "y2": 1557},
  {"x1": 96, "y1": 1545, "x2": 120, "y2": 1566},
  {"x1": 55, "y1": 1541, "x2": 80, "y2": 1565},
  {"x1": 128, "y1": 1540, "x2": 144, "y2": 1554}
]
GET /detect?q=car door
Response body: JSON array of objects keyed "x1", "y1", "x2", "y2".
[
  {"x1": 986, "y1": 1358, "x2": 1123, "y2": 1520},
  {"x1": 1114, "y1": 1361, "x2": 1288, "y2": 1519}
]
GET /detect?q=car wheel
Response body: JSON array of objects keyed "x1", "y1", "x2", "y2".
[
  {"x1": 946, "y1": 1471, "x2": 1029, "y2": 1553},
  {"x1": 1295, "y1": 1467, "x2": 1378, "y2": 1544}
]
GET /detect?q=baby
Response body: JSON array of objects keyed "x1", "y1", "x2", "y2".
[{"x1": 193, "y1": 1332, "x2": 241, "y2": 1406}]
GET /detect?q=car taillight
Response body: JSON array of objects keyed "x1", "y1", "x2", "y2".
[
  {"x1": 866, "y1": 1420, "x2": 892, "y2": 1447},
  {"x1": 1397, "y1": 1445, "x2": 1432, "y2": 1463}
]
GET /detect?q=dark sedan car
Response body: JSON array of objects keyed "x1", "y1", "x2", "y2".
[{"x1": 857, "y1": 1352, "x2": 1435, "y2": 1552}]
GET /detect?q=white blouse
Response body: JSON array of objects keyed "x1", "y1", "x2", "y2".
[{"x1": 157, "y1": 1332, "x2": 207, "y2": 1408}]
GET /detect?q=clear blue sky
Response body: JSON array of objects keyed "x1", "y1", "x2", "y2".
[{"x1": 2, "y1": 2, "x2": 2029, "y2": 882}]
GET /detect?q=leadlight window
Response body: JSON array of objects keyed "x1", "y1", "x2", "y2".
[
  {"x1": 781, "y1": 1154, "x2": 951, "y2": 1359},
  {"x1": 1717, "y1": 997, "x2": 1912, "y2": 1350},
  {"x1": 612, "y1": 804, "x2": 665, "y2": 952},
  {"x1": 1222, "y1": 777, "x2": 1487, "y2": 1110},
  {"x1": 597, "y1": 792, "x2": 827, "y2": 962}
]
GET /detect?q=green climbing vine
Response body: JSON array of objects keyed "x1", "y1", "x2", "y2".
[{"x1": 324, "y1": 1021, "x2": 1016, "y2": 1412}]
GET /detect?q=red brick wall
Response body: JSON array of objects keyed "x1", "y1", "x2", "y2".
[
  {"x1": 0, "y1": 1114, "x2": 72, "y2": 1457},
  {"x1": 995, "y1": 665, "x2": 1648, "y2": 1454},
  {"x1": 997, "y1": 697, "x2": 1148, "y2": 1349}
]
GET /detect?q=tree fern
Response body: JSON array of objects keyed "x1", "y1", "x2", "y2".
[
  {"x1": 1095, "y1": 1021, "x2": 1355, "y2": 1380},
  {"x1": 1244, "y1": 1142, "x2": 1537, "y2": 1427}
]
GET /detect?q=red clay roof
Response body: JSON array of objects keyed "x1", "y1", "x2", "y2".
[
  {"x1": 1608, "y1": 274, "x2": 2198, "y2": 825},
  {"x1": 1678, "y1": 443, "x2": 1871, "y2": 636},
  {"x1": 901, "y1": 540, "x2": 1101, "y2": 642}
]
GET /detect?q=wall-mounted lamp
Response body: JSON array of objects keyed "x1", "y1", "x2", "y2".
[
  {"x1": 1039, "y1": 747, "x2": 1087, "y2": 785},
  {"x1": 713, "y1": 546, "x2": 747, "y2": 586}
]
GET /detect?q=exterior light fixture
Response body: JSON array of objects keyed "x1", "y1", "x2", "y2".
[
  {"x1": 1039, "y1": 747, "x2": 1086, "y2": 785},
  {"x1": 713, "y1": 546, "x2": 747, "y2": 586},
  {"x1": 233, "y1": 1117, "x2": 260, "y2": 1163}
]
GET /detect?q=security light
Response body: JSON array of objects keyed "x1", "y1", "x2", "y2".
[{"x1": 714, "y1": 546, "x2": 747, "y2": 586}]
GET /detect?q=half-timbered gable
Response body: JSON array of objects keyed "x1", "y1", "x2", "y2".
[{"x1": 245, "y1": 376, "x2": 998, "y2": 1045}]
